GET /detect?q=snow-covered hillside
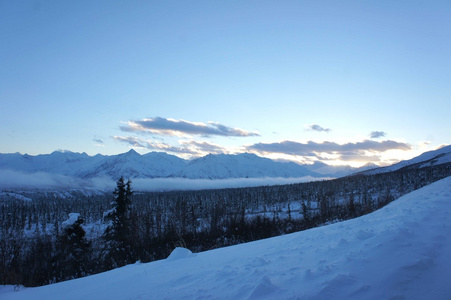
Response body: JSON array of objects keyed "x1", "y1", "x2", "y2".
[
  {"x1": 304, "y1": 161, "x2": 378, "y2": 177},
  {"x1": 361, "y1": 144, "x2": 451, "y2": 175},
  {"x1": 3, "y1": 176, "x2": 450, "y2": 300},
  {"x1": 173, "y1": 153, "x2": 317, "y2": 179},
  {"x1": 0, "y1": 150, "x2": 187, "y2": 179},
  {"x1": 0, "y1": 151, "x2": 327, "y2": 181},
  {"x1": 77, "y1": 150, "x2": 187, "y2": 179}
]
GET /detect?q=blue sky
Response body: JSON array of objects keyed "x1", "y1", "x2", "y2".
[{"x1": 1, "y1": 0, "x2": 450, "y2": 166}]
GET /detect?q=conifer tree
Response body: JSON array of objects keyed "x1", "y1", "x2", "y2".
[
  {"x1": 102, "y1": 177, "x2": 133, "y2": 269},
  {"x1": 301, "y1": 200, "x2": 312, "y2": 228},
  {"x1": 53, "y1": 213, "x2": 91, "y2": 281},
  {"x1": 348, "y1": 191, "x2": 356, "y2": 218}
]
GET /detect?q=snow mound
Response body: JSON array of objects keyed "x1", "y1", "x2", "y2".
[
  {"x1": 167, "y1": 247, "x2": 194, "y2": 261},
  {"x1": 247, "y1": 276, "x2": 282, "y2": 300},
  {"x1": 61, "y1": 213, "x2": 80, "y2": 228}
]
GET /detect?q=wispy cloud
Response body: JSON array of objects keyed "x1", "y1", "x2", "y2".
[
  {"x1": 370, "y1": 131, "x2": 386, "y2": 139},
  {"x1": 246, "y1": 140, "x2": 411, "y2": 158},
  {"x1": 120, "y1": 117, "x2": 259, "y2": 137},
  {"x1": 113, "y1": 136, "x2": 199, "y2": 155},
  {"x1": 336, "y1": 152, "x2": 381, "y2": 162},
  {"x1": 132, "y1": 176, "x2": 327, "y2": 191},
  {"x1": 0, "y1": 170, "x2": 325, "y2": 192},
  {"x1": 180, "y1": 140, "x2": 226, "y2": 155},
  {"x1": 113, "y1": 136, "x2": 147, "y2": 148},
  {"x1": 0, "y1": 170, "x2": 114, "y2": 190},
  {"x1": 113, "y1": 136, "x2": 228, "y2": 157},
  {"x1": 306, "y1": 124, "x2": 331, "y2": 133},
  {"x1": 93, "y1": 137, "x2": 105, "y2": 147}
]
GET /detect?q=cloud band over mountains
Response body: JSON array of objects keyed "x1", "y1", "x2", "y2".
[
  {"x1": 121, "y1": 117, "x2": 259, "y2": 137},
  {"x1": 114, "y1": 116, "x2": 412, "y2": 165},
  {"x1": 246, "y1": 140, "x2": 411, "y2": 159},
  {"x1": 113, "y1": 136, "x2": 226, "y2": 156}
]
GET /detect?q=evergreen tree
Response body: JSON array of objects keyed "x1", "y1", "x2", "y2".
[
  {"x1": 102, "y1": 177, "x2": 134, "y2": 269},
  {"x1": 53, "y1": 213, "x2": 91, "y2": 281},
  {"x1": 348, "y1": 191, "x2": 356, "y2": 218},
  {"x1": 301, "y1": 200, "x2": 312, "y2": 228},
  {"x1": 22, "y1": 233, "x2": 53, "y2": 286}
]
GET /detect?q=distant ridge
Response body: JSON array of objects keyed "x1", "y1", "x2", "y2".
[
  {"x1": 359, "y1": 144, "x2": 451, "y2": 175},
  {"x1": 0, "y1": 145, "x2": 449, "y2": 180},
  {"x1": 0, "y1": 151, "x2": 319, "y2": 180},
  {"x1": 171, "y1": 153, "x2": 319, "y2": 179}
]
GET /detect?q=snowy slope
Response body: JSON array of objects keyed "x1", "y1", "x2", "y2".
[
  {"x1": 361, "y1": 144, "x2": 451, "y2": 175},
  {"x1": 76, "y1": 150, "x2": 187, "y2": 179},
  {"x1": 304, "y1": 161, "x2": 378, "y2": 177},
  {"x1": 173, "y1": 153, "x2": 318, "y2": 179},
  {"x1": 0, "y1": 151, "x2": 92, "y2": 174},
  {"x1": 0, "y1": 150, "x2": 187, "y2": 180},
  {"x1": 1, "y1": 146, "x2": 450, "y2": 181},
  {"x1": 0, "y1": 151, "x2": 320, "y2": 180},
  {"x1": 3, "y1": 177, "x2": 450, "y2": 299}
]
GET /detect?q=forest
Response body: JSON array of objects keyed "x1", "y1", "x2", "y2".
[{"x1": 1, "y1": 162, "x2": 450, "y2": 287}]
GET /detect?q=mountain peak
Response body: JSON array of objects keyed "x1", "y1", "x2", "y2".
[
  {"x1": 51, "y1": 150, "x2": 73, "y2": 155},
  {"x1": 124, "y1": 149, "x2": 140, "y2": 156}
]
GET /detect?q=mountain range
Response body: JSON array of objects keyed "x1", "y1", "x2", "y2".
[{"x1": 0, "y1": 145, "x2": 449, "y2": 180}]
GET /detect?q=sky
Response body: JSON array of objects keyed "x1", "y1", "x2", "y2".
[{"x1": 1, "y1": 0, "x2": 450, "y2": 167}]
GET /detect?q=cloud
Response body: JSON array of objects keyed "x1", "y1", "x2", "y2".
[
  {"x1": 0, "y1": 170, "x2": 114, "y2": 191},
  {"x1": 113, "y1": 136, "x2": 199, "y2": 155},
  {"x1": 120, "y1": 117, "x2": 259, "y2": 137},
  {"x1": 246, "y1": 140, "x2": 411, "y2": 158},
  {"x1": 306, "y1": 124, "x2": 331, "y2": 133},
  {"x1": 113, "y1": 136, "x2": 229, "y2": 157},
  {"x1": 370, "y1": 131, "x2": 386, "y2": 139},
  {"x1": 132, "y1": 176, "x2": 328, "y2": 191},
  {"x1": 0, "y1": 170, "x2": 326, "y2": 192},
  {"x1": 93, "y1": 138, "x2": 104, "y2": 144},
  {"x1": 337, "y1": 152, "x2": 381, "y2": 162},
  {"x1": 180, "y1": 140, "x2": 226, "y2": 155},
  {"x1": 113, "y1": 136, "x2": 147, "y2": 148}
]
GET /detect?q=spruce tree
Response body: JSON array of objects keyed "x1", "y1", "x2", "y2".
[
  {"x1": 348, "y1": 191, "x2": 356, "y2": 218},
  {"x1": 301, "y1": 200, "x2": 312, "y2": 228},
  {"x1": 102, "y1": 177, "x2": 133, "y2": 269},
  {"x1": 53, "y1": 213, "x2": 91, "y2": 281}
]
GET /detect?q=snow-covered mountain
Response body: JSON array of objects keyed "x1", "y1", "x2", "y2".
[
  {"x1": 304, "y1": 161, "x2": 378, "y2": 177},
  {"x1": 3, "y1": 176, "x2": 450, "y2": 299},
  {"x1": 360, "y1": 144, "x2": 451, "y2": 175},
  {"x1": 0, "y1": 151, "x2": 92, "y2": 174},
  {"x1": 1, "y1": 145, "x2": 449, "y2": 182},
  {"x1": 0, "y1": 151, "x2": 321, "y2": 180},
  {"x1": 0, "y1": 150, "x2": 187, "y2": 179},
  {"x1": 75, "y1": 150, "x2": 187, "y2": 179},
  {"x1": 173, "y1": 153, "x2": 318, "y2": 179}
]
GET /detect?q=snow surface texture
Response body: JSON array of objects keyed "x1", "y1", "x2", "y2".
[
  {"x1": 2, "y1": 177, "x2": 451, "y2": 299},
  {"x1": 61, "y1": 213, "x2": 81, "y2": 228}
]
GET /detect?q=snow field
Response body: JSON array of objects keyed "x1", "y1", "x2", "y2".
[{"x1": 2, "y1": 176, "x2": 451, "y2": 299}]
